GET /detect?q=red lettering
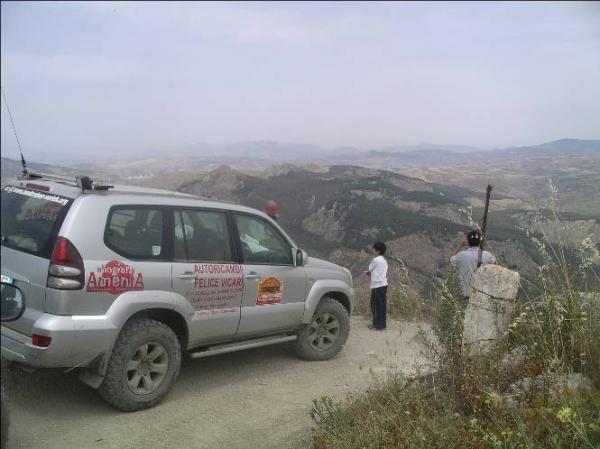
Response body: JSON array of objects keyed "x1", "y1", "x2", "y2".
[
  {"x1": 194, "y1": 278, "x2": 221, "y2": 288},
  {"x1": 87, "y1": 272, "x2": 97, "y2": 288},
  {"x1": 134, "y1": 273, "x2": 144, "y2": 289},
  {"x1": 87, "y1": 261, "x2": 144, "y2": 294},
  {"x1": 194, "y1": 263, "x2": 242, "y2": 274}
]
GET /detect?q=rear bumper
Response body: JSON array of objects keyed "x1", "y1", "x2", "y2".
[{"x1": 1, "y1": 313, "x2": 118, "y2": 368}]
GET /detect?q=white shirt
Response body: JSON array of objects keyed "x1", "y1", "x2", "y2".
[
  {"x1": 450, "y1": 247, "x2": 497, "y2": 297},
  {"x1": 368, "y1": 255, "x2": 388, "y2": 289}
]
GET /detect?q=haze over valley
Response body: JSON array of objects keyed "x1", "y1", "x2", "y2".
[{"x1": 3, "y1": 138, "x2": 598, "y2": 295}]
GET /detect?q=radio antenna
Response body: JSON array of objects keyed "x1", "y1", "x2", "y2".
[{"x1": 1, "y1": 86, "x2": 28, "y2": 176}]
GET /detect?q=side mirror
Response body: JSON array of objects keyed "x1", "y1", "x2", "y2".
[
  {"x1": 1, "y1": 282, "x2": 25, "y2": 322},
  {"x1": 295, "y1": 248, "x2": 308, "y2": 267}
]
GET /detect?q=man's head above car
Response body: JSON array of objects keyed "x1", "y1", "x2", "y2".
[{"x1": 265, "y1": 200, "x2": 279, "y2": 221}]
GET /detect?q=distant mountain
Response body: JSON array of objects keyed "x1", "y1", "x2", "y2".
[
  {"x1": 4, "y1": 138, "x2": 597, "y2": 169},
  {"x1": 371, "y1": 143, "x2": 483, "y2": 154},
  {"x1": 499, "y1": 139, "x2": 600, "y2": 157},
  {"x1": 359, "y1": 139, "x2": 600, "y2": 166},
  {"x1": 170, "y1": 138, "x2": 599, "y2": 166}
]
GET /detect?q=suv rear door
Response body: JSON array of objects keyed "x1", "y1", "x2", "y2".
[
  {"x1": 171, "y1": 208, "x2": 243, "y2": 346},
  {"x1": 1, "y1": 184, "x2": 73, "y2": 336},
  {"x1": 233, "y1": 213, "x2": 307, "y2": 337}
]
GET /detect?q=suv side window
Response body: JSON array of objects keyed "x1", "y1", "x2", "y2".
[
  {"x1": 174, "y1": 209, "x2": 234, "y2": 262},
  {"x1": 234, "y1": 214, "x2": 292, "y2": 265},
  {"x1": 105, "y1": 207, "x2": 165, "y2": 259}
]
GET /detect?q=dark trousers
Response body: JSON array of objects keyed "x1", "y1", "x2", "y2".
[{"x1": 370, "y1": 286, "x2": 387, "y2": 329}]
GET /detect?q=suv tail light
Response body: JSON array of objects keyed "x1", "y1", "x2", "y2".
[
  {"x1": 47, "y1": 237, "x2": 85, "y2": 290},
  {"x1": 32, "y1": 334, "x2": 52, "y2": 347}
]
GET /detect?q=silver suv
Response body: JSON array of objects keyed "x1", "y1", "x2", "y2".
[{"x1": 0, "y1": 173, "x2": 354, "y2": 411}]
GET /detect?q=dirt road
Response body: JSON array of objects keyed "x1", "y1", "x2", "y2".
[{"x1": 4, "y1": 317, "x2": 426, "y2": 449}]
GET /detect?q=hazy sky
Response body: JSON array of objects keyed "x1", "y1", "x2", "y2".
[{"x1": 1, "y1": 1, "x2": 599, "y2": 159}]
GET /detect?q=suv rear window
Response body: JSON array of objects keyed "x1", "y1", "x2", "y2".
[
  {"x1": 174, "y1": 209, "x2": 234, "y2": 262},
  {"x1": 1, "y1": 185, "x2": 72, "y2": 258},
  {"x1": 105, "y1": 207, "x2": 165, "y2": 259}
]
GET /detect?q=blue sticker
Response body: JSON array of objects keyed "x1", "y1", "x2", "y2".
[{"x1": 1, "y1": 275, "x2": 14, "y2": 284}]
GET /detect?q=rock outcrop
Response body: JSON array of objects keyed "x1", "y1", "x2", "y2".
[
  {"x1": 463, "y1": 265, "x2": 520, "y2": 355},
  {"x1": 301, "y1": 203, "x2": 346, "y2": 243}
]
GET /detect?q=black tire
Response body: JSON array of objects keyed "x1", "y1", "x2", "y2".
[
  {"x1": 293, "y1": 297, "x2": 350, "y2": 361},
  {"x1": 99, "y1": 318, "x2": 182, "y2": 411}
]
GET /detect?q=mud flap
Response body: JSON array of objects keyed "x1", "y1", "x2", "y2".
[{"x1": 78, "y1": 351, "x2": 111, "y2": 389}]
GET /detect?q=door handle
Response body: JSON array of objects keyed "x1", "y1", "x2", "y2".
[
  {"x1": 179, "y1": 271, "x2": 195, "y2": 280},
  {"x1": 244, "y1": 273, "x2": 260, "y2": 280}
]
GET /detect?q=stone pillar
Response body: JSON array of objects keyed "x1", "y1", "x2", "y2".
[{"x1": 463, "y1": 265, "x2": 520, "y2": 355}]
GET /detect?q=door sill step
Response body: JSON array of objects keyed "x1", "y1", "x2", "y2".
[{"x1": 189, "y1": 334, "x2": 297, "y2": 359}]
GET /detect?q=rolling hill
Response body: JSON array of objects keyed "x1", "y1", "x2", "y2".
[{"x1": 171, "y1": 164, "x2": 579, "y2": 295}]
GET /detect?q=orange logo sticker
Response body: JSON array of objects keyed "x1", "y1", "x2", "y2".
[{"x1": 256, "y1": 276, "x2": 283, "y2": 305}]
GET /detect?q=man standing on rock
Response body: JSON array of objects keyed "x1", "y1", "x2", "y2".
[
  {"x1": 265, "y1": 200, "x2": 279, "y2": 221},
  {"x1": 366, "y1": 241, "x2": 388, "y2": 331},
  {"x1": 450, "y1": 230, "x2": 497, "y2": 301}
]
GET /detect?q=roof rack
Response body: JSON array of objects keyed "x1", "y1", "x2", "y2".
[{"x1": 18, "y1": 171, "x2": 114, "y2": 192}]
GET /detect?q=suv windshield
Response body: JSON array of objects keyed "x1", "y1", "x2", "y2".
[{"x1": 1, "y1": 185, "x2": 73, "y2": 258}]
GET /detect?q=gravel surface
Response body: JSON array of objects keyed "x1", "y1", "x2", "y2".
[{"x1": 3, "y1": 317, "x2": 427, "y2": 449}]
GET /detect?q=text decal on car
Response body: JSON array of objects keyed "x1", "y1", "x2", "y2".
[{"x1": 87, "y1": 260, "x2": 144, "y2": 294}]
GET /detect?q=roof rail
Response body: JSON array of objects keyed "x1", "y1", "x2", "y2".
[{"x1": 18, "y1": 171, "x2": 113, "y2": 192}]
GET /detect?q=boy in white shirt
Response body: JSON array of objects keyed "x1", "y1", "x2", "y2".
[{"x1": 366, "y1": 241, "x2": 388, "y2": 330}]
